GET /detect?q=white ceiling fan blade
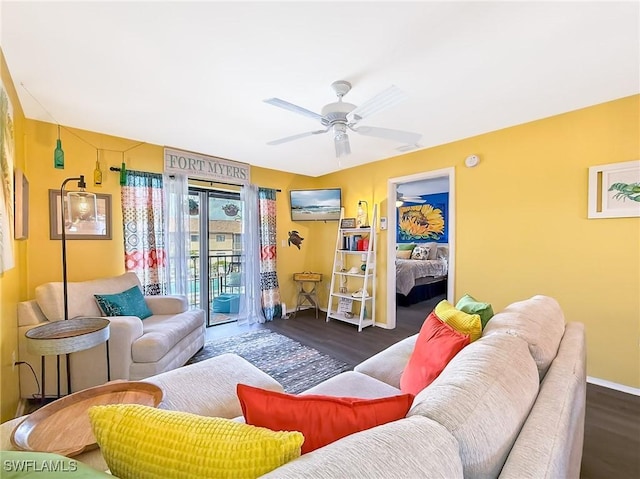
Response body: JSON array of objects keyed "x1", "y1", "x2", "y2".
[
  {"x1": 347, "y1": 85, "x2": 407, "y2": 122},
  {"x1": 267, "y1": 128, "x2": 328, "y2": 145},
  {"x1": 263, "y1": 98, "x2": 324, "y2": 122},
  {"x1": 353, "y1": 125, "x2": 422, "y2": 144}
]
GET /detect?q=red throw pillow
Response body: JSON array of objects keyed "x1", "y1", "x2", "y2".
[
  {"x1": 400, "y1": 312, "x2": 470, "y2": 395},
  {"x1": 237, "y1": 384, "x2": 413, "y2": 454}
]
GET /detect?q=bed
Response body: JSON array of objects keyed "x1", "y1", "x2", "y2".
[{"x1": 395, "y1": 243, "x2": 448, "y2": 306}]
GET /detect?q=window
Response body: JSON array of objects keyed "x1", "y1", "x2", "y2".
[{"x1": 216, "y1": 234, "x2": 225, "y2": 242}]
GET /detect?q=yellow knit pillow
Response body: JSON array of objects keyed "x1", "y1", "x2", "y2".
[
  {"x1": 89, "y1": 404, "x2": 304, "y2": 479},
  {"x1": 434, "y1": 300, "x2": 482, "y2": 342}
]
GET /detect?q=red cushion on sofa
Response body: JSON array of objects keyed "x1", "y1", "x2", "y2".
[
  {"x1": 400, "y1": 312, "x2": 470, "y2": 395},
  {"x1": 237, "y1": 384, "x2": 413, "y2": 454}
]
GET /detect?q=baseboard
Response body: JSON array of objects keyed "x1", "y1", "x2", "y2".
[{"x1": 587, "y1": 376, "x2": 640, "y2": 396}]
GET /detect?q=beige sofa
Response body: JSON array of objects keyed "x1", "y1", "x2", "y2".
[
  {"x1": 17, "y1": 272, "x2": 206, "y2": 398},
  {"x1": 4, "y1": 294, "x2": 585, "y2": 478}
]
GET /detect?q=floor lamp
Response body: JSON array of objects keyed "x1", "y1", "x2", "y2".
[{"x1": 25, "y1": 175, "x2": 110, "y2": 402}]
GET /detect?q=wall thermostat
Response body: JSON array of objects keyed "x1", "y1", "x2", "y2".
[{"x1": 465, "y1": 154, "x2": 480, "y2": 168}]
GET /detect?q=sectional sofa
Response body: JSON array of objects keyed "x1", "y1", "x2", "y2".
[{"x1": 1, "y1": 294, "x2": 586, "y2": 478}]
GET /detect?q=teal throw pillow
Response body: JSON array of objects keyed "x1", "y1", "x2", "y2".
[
  {"x1": 95, "y1": 285, "x2": 153, "y2": 320},
  {"x1": 397, "y1": 243, "x2": 416, "y2": 251},
  {"x1": 456, "y1": 294, "x2": 495, "y2": 329}
]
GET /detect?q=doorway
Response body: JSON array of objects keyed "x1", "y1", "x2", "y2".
[
  {"x1": 386, "y1": 167, "x2": 455, "y2": 329},
  {"x1": 188, "y1": 186, "x2": 243, "y2": 326}
]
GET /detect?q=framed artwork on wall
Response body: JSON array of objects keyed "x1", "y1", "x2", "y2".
[
  {"x1": 397, "y1": 192, "x2": 448, "y2": 243},
  {"x1": 14, "y1": 168, "x2": 28, "y2": 240},
  {"x1": 49, "y1": 189, "x2": 112, "y2": 240},
  {"x1": 588, "y1": 160, "x2": 640, "y2": 219}
]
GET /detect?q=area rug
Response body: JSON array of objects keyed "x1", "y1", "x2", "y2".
[{"x1": 186, "y1": 329, "x2": 351, "y2": 394}]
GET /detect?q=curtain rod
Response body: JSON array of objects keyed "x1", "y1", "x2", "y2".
[{"x1": 109, "y1": 166, "x2": 281, "y2": 192}]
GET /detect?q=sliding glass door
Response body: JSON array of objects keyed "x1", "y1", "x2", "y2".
[{"x1": 188, "y1": 186, "x2": 243, "y2": 326}]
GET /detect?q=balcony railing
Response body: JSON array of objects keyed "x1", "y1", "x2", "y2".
[{"x1": 188, "y1": 253, "x2": 243, "y2": 326}]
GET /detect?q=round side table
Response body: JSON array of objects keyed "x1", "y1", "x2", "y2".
[{"x1": 25, "y1": 317, "x2": 110, "y2": 403}]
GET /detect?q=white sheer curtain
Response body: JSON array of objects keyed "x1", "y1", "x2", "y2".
[
  {"x1": 163, "y1": 174, "x2": 190, "y2": 296},
  {"x1": 238, "y1": 184, "x2": 264, "y2": 324}
]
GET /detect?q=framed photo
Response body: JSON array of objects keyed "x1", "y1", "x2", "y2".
[
  {"x1": 588, "y1": 160, "x2": 640, "y2": 218},
  {"x1": 340, "y1": 217, "x2": 356, "y2": 229},
  {"x1": 14, "y1": 168, "x2": 28, "y2": 240},
  {"x1": 337, "y1": 297, "x2": 353, "y2": 314},
  {"x1": 49, "y1": 189, "x2": 112, "y2": 240}
]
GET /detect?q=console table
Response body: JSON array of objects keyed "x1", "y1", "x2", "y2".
[{"x1": 25, "y1": 317, "x2": 111, "y2": 402}]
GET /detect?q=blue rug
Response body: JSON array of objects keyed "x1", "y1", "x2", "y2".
[{"x1": 186, "y1": 329, "x2": 351, "y2": 394}]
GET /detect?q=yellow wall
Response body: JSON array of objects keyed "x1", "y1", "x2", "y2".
[
  {"x1": 1, "y1": 51, "x2": 637, "y2": 422},
  {"x1": 0, "y1": 50, "x2": 27, "y2": 421},
  {"x1": 316, "y1": 95, "x2": 640, "y2": 388}
]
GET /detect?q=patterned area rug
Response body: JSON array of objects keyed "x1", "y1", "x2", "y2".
[{"x1": 186, "y1": 329, "x2": 351, "y2": 394}]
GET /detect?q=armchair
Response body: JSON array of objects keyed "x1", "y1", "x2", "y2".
[{"x1": 17, "y1": 273, "x2": 205, "y2": 399}]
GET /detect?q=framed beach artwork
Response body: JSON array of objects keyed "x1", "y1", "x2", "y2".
[
  {"x1": 588, "y1": 160, "x2": 640, "y2": 219},
  {"x1": 0, "y1": 80, "x2": 15, "y2": 273}
]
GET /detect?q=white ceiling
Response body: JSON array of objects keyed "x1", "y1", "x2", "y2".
[{"x1": 2, "y1": 1, "x2": 638, "y2": 177}]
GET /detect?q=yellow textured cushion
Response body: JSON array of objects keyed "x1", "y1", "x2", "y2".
[
  {"x1": 434, "y1": 300, "x2": 482, "y2": 342},
  {"x1": 89, "y1": 404, "x2": 304, "y2": 479}
]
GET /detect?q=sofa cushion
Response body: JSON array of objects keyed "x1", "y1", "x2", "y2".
[
  {"x1": 36, "y1": 272, "x2": 141, "y2": 321},
  {"x1": 89, "y1": 404, "x2": 303, "y2": 479},
  {"x1": 302, "y1": 371, "x2": 402, "y2": 399},
  {"x1": 400, "y1": 312, "x2": 470, "y2": 395},
  {"x1": 407, "y1": 332, "x2": 539, "y2": 478},
  {"x1": 482, "y1": 295, "x2": 565, "y2": 379},
  {"x1": 146, "y1": 353, "x2": 283, "y2": 418},
  {"x1": 456, "y1": 293, "x2": 494, "y2": 329},
  {"x1": 499, "y1": 322, "x2": 586, "y2": 479},
  {"x1": 237, "y1": 384, "x2": 413, "y2": 454},
  {"x1": 260, "y1": 416, "x2": 464, "y2": 479},
  {"x1": 354, "y1": 334, "x2": 418, "y2": 388},
  {"x1": 94, "y1": 285, "x2": 153, "y2": 320},
  {"x1": 131, "y1": 310, "x2": 204, "y2": 363}
]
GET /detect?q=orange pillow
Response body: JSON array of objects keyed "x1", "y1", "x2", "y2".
[
  {"x1": 400, "y1": 312, "x2": 470, "y2": 395},
  {"x1": 237, "y1": 384, "x2": 413, "y2": 454}
]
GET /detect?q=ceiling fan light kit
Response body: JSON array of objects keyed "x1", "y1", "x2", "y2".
[{"x1": 264, "y1": 80, "x2": 422, "y2": 159}]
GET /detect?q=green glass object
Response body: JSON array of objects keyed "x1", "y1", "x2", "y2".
[
  {"x1": 54, "y1": 139, "x2": 64, "y2": 169},
  {"x1": 119, "y1": 162, "x2": 126, "y2": 186}
]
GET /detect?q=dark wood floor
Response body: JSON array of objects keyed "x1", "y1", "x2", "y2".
[{"x1": 207, "y1": 297, "x2": 640, "y2": 479}]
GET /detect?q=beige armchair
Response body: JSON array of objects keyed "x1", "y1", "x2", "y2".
[{"x1": 17, "y1": 272, "x2": 205, "y2": 399}]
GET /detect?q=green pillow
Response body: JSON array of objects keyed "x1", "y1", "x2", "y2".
[
  {"x1": 0, "y1": 451, "x2": 111, "y2": 477},
  {"x1": 95, "y1": 285, "x2": 153, "y2": 320},
  {"x1": 456, "y1": 294, "x2": 495, "y2": 329},
  {"x1": 397, "y1": 243, "x2": 416, "y2": 251}
]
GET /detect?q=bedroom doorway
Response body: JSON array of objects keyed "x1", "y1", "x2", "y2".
[{"x1": 386, "y1": 167, "x2": 455, "y2": 329}]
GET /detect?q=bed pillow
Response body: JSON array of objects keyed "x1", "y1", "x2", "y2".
[
  {"x1": 436, "y1": 244, "x2": 449, "y2": 261},
  {"x1": 410, "y1": 243, "x2": 433, "y2": 260},
  {"x1": 94, "y1": 285, "x2": 153, "y2": 320},
  {"x1": 397, "y1": 243, "x2": 416, "y2": 251},
  {"x1": 396, "y1": 249, "x2": 412, "y2": 259},
  {"x1": 238, "y1": 384, "x2": 413, "y2": 454},
  {"x1": 400, "y1": 312, "x2": 470, "y2": 395},
  {"x1": 456, "y1": 294, "x2": 495, "y2": 329},
  {"x1": 89, "y1": 404, "x2": 303, "y2": 479}
]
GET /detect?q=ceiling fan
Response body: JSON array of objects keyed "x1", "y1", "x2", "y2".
[
  {"x1": 396, "y1": 191, "x2": 426, "y2": 205},
  {"x1": 264, "y1": 81, "x2": 422, "y2": 158}
]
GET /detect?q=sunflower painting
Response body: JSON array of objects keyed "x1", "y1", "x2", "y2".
[{"x1": 397, "y1": 193, "x2": 448, "y2": 243}]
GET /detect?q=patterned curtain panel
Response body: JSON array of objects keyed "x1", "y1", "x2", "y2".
[
  {"x1": 258, "y1": 188, "x2": 282, "y2": 320},
  {"x1": 121, "y1": 170, "x2": 166, "y2": 295}
]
